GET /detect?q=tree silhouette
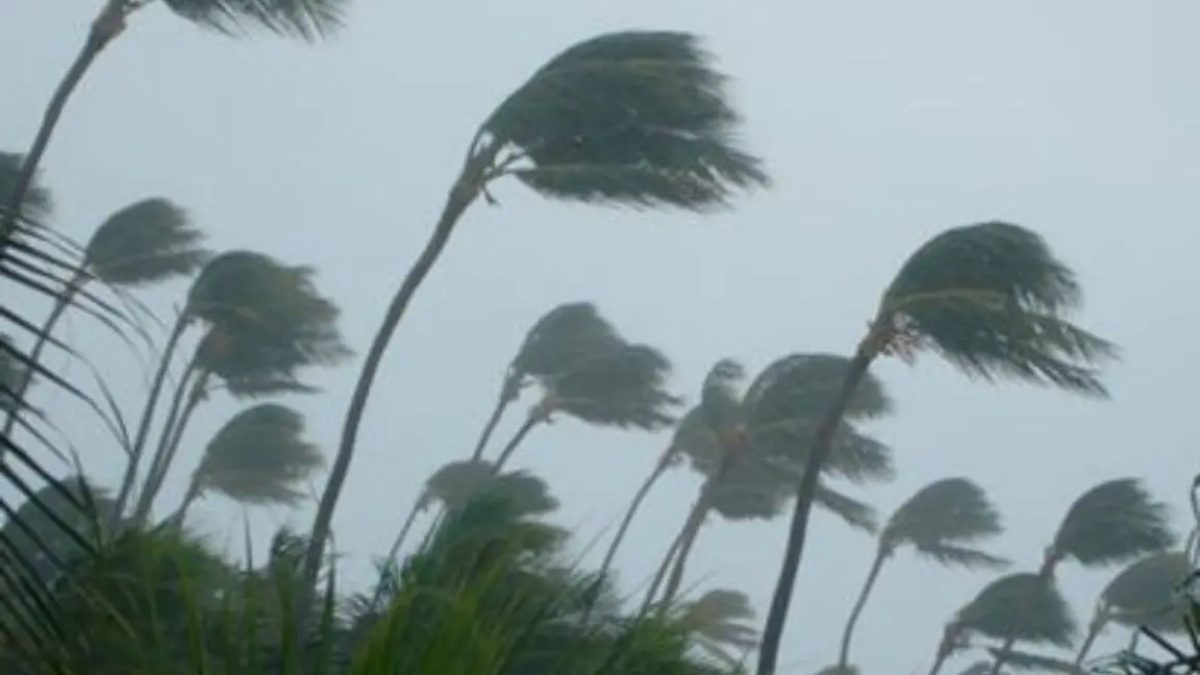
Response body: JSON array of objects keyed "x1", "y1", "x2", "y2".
[
  {"x1": 306, "y1": 29, "x2": 768, "y2": 593},
  {"x1": 674, "y1": 589, "x2": 758, "y2": 667},
  {"x1": 171, "y1": 404, "x2": 322, "y2": 525},
  {"x1": 837, "y1": 478, "x2": 1006, "y2": 671},
  {"x1": 2, "y1": 197, "x2": 207, "y2": 442},
  {"x1": 471, "y1": 302, "x2": 621, "y2": 461},
  {"x1": 759, "y1": 222, "x2": 1117, "y2": 675}
]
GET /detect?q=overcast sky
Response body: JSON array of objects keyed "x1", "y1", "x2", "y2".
[{"x1": 4, "y1": 1, "x2": 1200, "y2": 672}]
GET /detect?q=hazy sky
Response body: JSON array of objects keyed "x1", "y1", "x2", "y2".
[{"x1": 4, "y1": 2, "x2": 1200, "y2": 672}]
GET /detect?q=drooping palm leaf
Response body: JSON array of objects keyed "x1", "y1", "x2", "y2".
[
  {"x1": 0, "y1": 335, "x2": 27, "y2": 414},
  {"x1": 546, "y1": 341, "x2": 679, "y2": 431},
  {"x1": 1101, "y1": 551, "x2": 1189, "y2": 631},
  {"x1": 162, "y1": 0, "x2": 347, "y2": 40},
  {"x1": 482, "y1": 32, "x2": 768, "y2": 209},
  {"x1": 1051, "y1": 479, "x2": 1173, "y2": 568},
  {"x1": 878, "y1": 221, "x2": 1116, "y2": 395},
  {"x1": 510, "y1": 302, "x2": 623, "y2": 381},
  {"x1": 424, "y1": 460, "x2": 558, "y2": 516},
  {"x1": 84, "y1": 198, "x2": 208, "y2": 286},
  {"x1": 955, "y1": 572, "x2": 1077, "y2": 648},
  {"x1": 985, "y1": 647, "x2": 1084, "y2": 674},
  {"x1": 882, "y1": 478, "x2": 1006, "y2": 568},
  {"x1": 675, "y1": 589, "x2": 758, "y2": 666}
]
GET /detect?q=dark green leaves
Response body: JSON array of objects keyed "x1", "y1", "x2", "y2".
[
  {"x1": 483, "y1": 31, "x2": 767, "y2": 209},
  {"x1": 0, "y1": 153, "x2": 51, "y2": 219},
  {"x1": 163, "y1": 0, "x2": 347, "y2": 40},
  {"x1": 881, "y1": 478, "x2": 1006, "y2": 569},
  {"x1": 1051, "y1": 479, "x2": 1173, "y2": 568},
  {"x1": 193, "y1": 404, "x2": 323, "y2": 506},
  {"x1": 85, "y1": 198, "x2": 208, "y2": 286},
  {"x1": 955, "y1": 573, "x2": 1076, "y2": 648},
  {"x1": 674, "y1": 589, "x2": 758, "y2": 667},
  {"x1": 1101, "y1": 552, "x2": 1189, "y2": 631},
  {"x1": 510, "y1": 302, "x2": 621, "y2": 382},
  {"x1": 423, "y1": 460, "x2": 558, "y2": 516},
  {"x1": 880, "y1": 222, "x2": 1116, "y2": 395},
  {"x1": 549, "y1": 342, "x2": 679, "y2": 430}
]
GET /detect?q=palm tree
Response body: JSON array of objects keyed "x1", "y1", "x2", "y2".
[
  {"x1": 837, "y1": 478, "x2": 1006, "y2": 671},
  {"x1": 2, "y1": 0, "x2": 346, "y2": 246},
  {"x1": 674, "y1": 588, "x2": 759, "y2": 668},
  {"x1": 470, "y1": 302, "x2": 621, "y2": 461},
  {"x1": 1073, "y1": 551, "x2": 1189, "y2": 666},
  {"x1": 490, "y1": 340, "x2": 679, "y2": 473},
  {"x1": 758, "y1": 222, "x2": 1117, "y2": 675},
  {"x1": 305, "y1": 29, "x2": 768, "y2": 591},
  {"x1": 1, "y1": 197, "x2": 207, "y2": 444},
  {"x1": 654, "y1": 354, "x2": 892, "y2": 607},
  {"x1": 169, "y1": 403, "x2": 322, "y2": 525}
]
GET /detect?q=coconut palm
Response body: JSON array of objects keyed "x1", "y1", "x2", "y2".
[
  {"x1": 837, "y1": 478, "x2": 1006, "y2": 670},
  {"x1": 653, "y1": 354, "x2": 891, "y2": 607},
  {"x1": 1, "y1": 197, "x2": 207, "y2": 442},
  {"x1": 470, "y1": 302, "x2": 621, "y2": 461},
  {"x1": 759, "y1": 222, "x2": 1118, "y2": 675},
  {"x1": 305, "y1": 29, "x2": 768, "y2": 591},
  {"x1": 489, "y1": 339, "x2": 679, "y2": 473},
  {"x1": 1073, "y1": 552, "x2": 1190, "y2": 666},
  {"x1": 674, "y1": 589, "x2": 759, "y2": 667},
  {"x1": 170, "y1": 404, "x2": 322, "y2": 525}
]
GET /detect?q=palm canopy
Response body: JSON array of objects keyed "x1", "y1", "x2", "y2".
[
  {"x1": 880, "y1": 478, "x2": 1006, "y2": 568},
  {"x1": 954, "y1": 572, "x2": 1077, "y2": 648},
  {"x1": 162, "y1": 0, "x2": 347, "y2": 40},
  {"x1": 479, "y1": 31, "x2": 768, "y2": 209},
  {"x1": 543, "y1": 341, "x2": 679, "y2": 430},
  {"x1": 1049, "y1": 479, "x2": 1173, "y2": 569},
  {"x1": 876, "y1": 222, "x2": 1116, "y2": 395},
  {"x1": 675, "y1": 589, "x2": 758, "y2": 667},
  {"x1": 508, "y1": 302, "x2": 623, "y2": 386},
  {"x1": 84, "y1": 198, "x2": 207, "y2": 286},
  {"x1": 191, "y1": 403, "x2": 322, "y2": 506},
  {"x1": 421, "y1": 460, "x2": 558, "y2": 516},
  {"x1": 1100, "y1": 551, "x2": 1189, "y2": 632}
]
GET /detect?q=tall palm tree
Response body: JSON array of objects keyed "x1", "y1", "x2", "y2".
[
  {"x1": 2, "y1": 0, "x2": 347, "y2": 246},
  {"x1": 305, "y1": 29, "x2": 768, "y2": 591},
  {"x1": 759, "y1": 222, "x2": 1117, "y2": 675},
  {"x1": 169, "y1": 403, "x2": 322, "y2": 525},
  {"x1": 489, "y1": 340, "x2": 679, "y2": 473},
  {"x1": 655, "y1": 354, "x2": 892, "y2": 607},
  {"x1": 1, "y1": 197, "x2": 207, "y2": 443},
  {"x1": 674, "y1": 588, "x2": 759, "y2": 668},
  {"x1": 471, "y1": 302, "x2": 621, "y2": 461},
  {"x1": 1074, "y1": 551, "x2": 1190, "y2": 666},
  {"x1": 837, "y1": 478, "x2": 1006, "y2": 671}
]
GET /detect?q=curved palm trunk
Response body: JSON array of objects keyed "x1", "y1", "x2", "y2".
[
  {"x1": 757, "y1": 348, "x2": 875, "y2": 675},
  {"x1": 987, "y1": 555, "x2": 1059, "y2": 675},
  {"x1": 111, "y1": 313, "x2": 189, "y2": 524},
  {"x1": 662, "y1": 491, "x2": 714, "y2": 605},
  {"x1": 491, "y1": 416, "x2": 539, "y2": 474},
  {"x1": 470, "y1": 378, "x2": 518, "y2": 461},
  {"x1": 384, "y1": 498, "x2": 424, "y2": 565},
  {"x1": 640, "y1": 524, "x2": 686, "y2": 615},
  {"x1": 166, "y1": 477, "x2": 202, "y2": 527},
  {"x1": 301, "y1": 143, "x2": 498, "y2": 604},
  {"x1": 1073, "y1": 613, "x2": 1107, "y2": 667},
  {"x1": 0, "y1": 270, "x2": 84, "y2": 445},
  {"x1": 2, "y1": 1, "x2": 125, "y2": 240},
  {"x1": 926, "y1": 625, "x2": 959, "y2": 675},
  {"x1": 838, "y1": 547, "x2": 888, "y2": 669},
  {"x1": 134, "y1": 369, "x2": 208, "y2": 522}
]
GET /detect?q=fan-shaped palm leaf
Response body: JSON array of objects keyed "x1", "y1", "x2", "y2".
[
  {"x1": 163, "y1": 0, "x2": 346, "y2": 38},
  {"x1": 760, "y1": 223, "x2": 1114, "y2": 675},
  {"x1": 309, "y1": 29, "x2": 766, "y2": 598},
  {"x1": 955, "y1": 573, "x2": 1076, "y2": 648},
  {"x1": 675, "y1": 589, "x2": 758, "y2": 667},
  {"x1": 84, "y1": 198, "x2": 207, "y2": 286},
  {"x1": 1049, "y1": 479, "x2": 1173, "y2": 570}
]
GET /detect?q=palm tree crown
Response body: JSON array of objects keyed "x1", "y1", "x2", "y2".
[
  {"x1": 675, "y1": 589, "x2": 758, "y2": 667},
  {"x1": 84, "y1": 198, "x2": 207, "y2": 286},
  {"x1": 1048, "y1": 478, "x2": 1173, "y2": 570},
  {"x1": 163, "y1": 0, "x2": 348, "y2": 39},
  {"x1": 953, "y1": 572, "x2": 1076, "y2": 649},
  {"x1": 881, "y1": 478, "x2": 1006, "y2": 565}
]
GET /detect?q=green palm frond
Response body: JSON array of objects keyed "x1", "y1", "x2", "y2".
[
  {"x1": 1101, "y1": 551, "x2": 1189, "y2": 632},
  {"x1": 699, "y1": 359, "x2": 745, "y2": 431},
  {"x1": 957, "y1": 663, "x2": 995, "y2": 675},
  {"x1": 482, "y1": 31, "x2": 767, "y2": 209},
  {"x1": 193, "y1": 404, "x2": 323, "y2": 506},
  {"x1": 676, "y1": 589, "x2": 758, "y2": 666},
  {"x1": 163, "y1": 0, "x2": 347, "y2": 40},
  {"x1": 547, "y1": 341, "x2": 680, "y2": 430},
  {"x1": 743, "y1": 353, "x2": 891, "y2": 427},
  {"x1": 0, "y1": 153, "x2": 51, "y2": 219},
  {"x1": 510, "y1": 302, "x2": 622, "y2": 381},
  {"x1": 0, "y1": 334, "x2": 27, "y2": 414},
  {"x1": 84, "y1": 198, "x2": 208, "y2": 286},
  {"x1": 1051, "y1": 479, "x2": 1173, "y2": 567},
  {"x1": 955, "y1": 572, "x2": 1076, "y2": 648},
  {"x1": 879, "y1": 222, "x2": 1116, "y2": 395},
  {"x1": 424, "y1": 460, "x2": 557, "y2": 516},
  {"x1": 882, "y1": 478, "x2": 1005, "y2": 568},
  {"x1": 986, "y1": 647, "x2": 1084, "y2": 674},
  {"x1": 813, "y1": 484, "x2": 878, "y2": 533}
]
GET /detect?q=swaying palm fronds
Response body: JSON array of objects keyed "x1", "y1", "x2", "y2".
[
  {"x1": 674, "y1": 589, "x2": 758, "y2": 667},
  {"x1": 953, "y1": 572, "x2": 1077, "y2": 654},
  {"x1": 163, "y1": 0, "x2": 347, "y2": 39},
  {"x1": 309, "y1": 29, "x2": 766, "y2": 600},
  {"x1": 1074, "y1": 552, "x2": 1190, "y2": 666},
  {"x1": 1048, "y1": 479, "x2": 1174, "y2": 571},
  {"x1": 759, "y1": 223, "x2": 1116, "y2": 675},
  {"x1": 84, "y1": 198, "x2": 207, "y2": 286}
]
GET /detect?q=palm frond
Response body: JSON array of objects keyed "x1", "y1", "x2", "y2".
[
  {"x1": 699, "y1": 358, "x2": 744, "y2": 431},
  {"x1": 482, "y1": 31, "x2": 767, "y2": 209},
  {"x1": 0, "y1": 153, "x2": 51, "y2": 220},
  {"x1": 1101, "y1": 551, "x2": 1190, "y2": 632},
  {"x1": 424, "y1": 460, "x2": 557, "y2": 516},
  {"x1": 743, "y1": 353, "x2": 892, "y2": 426},
  {"x1": 84, "y1": 198, "x2": 208, "y2": 286},
  {"x1": 813, "y1": 484, "x2": 878, "y2": 533},
  {"x1": 675, "y1": 589, "x2": 758, "y2": 666},
  {"x1": 510, "y1": 302, "x2": 622, "y2": 380},
  {"x1": 880, "y1": 222, "x2": 1116, "y2": 396},
  {"x1": 1052, "y1": 479, "x2": 1173, "y2": 567},
  {"x1": 955, "y1": 572, "x2": 1077, "y2": 648},
  {"x1": 987, "y1": 647, "x2": 1085, "y2": 674},
  {"x1": 883, "y1": 478, "x2": 1004, "y2": 558},
  {"x1": 193, "y1": 404, "x2": 323, "y2": 506},
  {"x1": 548, "y1": 341, "x2": 680, "y2": 430},
  {"x1": 163, "y1": 0, "x2": 347, "y2": 40},
  {"x1": 915, "y1": 543, "x2": 1009, "y2": 570}
]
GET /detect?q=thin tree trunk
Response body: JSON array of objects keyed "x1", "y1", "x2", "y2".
[
  {"x1": 757, "y1": 348, "x2": 875, "y2": 675},
  {"x1": 491, "y1": 415, "x2": 539, "y2": 474},
  {"x1": 1073, "y1": 614, "x2": 1107, "y2": 667},
  {"x1": 838, "y1": 547, "x2": 888, "y2": 669},
  {"x1": 2, "y1": 1, "x2": 125, "y2": 240},
  {"x1": 166, "y1": 477, "x2": 202, "y2": 527},
  {"x1": 301, "y1": 142, "x2": 498, "y2": 607},
  {"x1": 134, "y1": 369, "x2": 208, "y2": 522},
  {"x1": 640, "y1": 523, "x2": 685, "y2": 615},
  {"x1": 926, "y1": 625, "x2": 959, "y2": 675},
  {"x1": 384, "y1": 498, "x2": 424, "y2": 565},
  {"x1": 111, "y1": 312, "x2": 189, "y2": 525},
  {"x1": 470, "y1": 378, "x2": 517, "y2": 461},
  {"x1": 661, "y1": 490, "x2": 714, "y2": 605}
]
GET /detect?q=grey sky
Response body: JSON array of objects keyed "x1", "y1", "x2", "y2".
[{"x1": 3, "y1": 1, "x2": 1199, "y2": 672}]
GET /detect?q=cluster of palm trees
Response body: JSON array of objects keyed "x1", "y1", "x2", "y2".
[{"x1": 0, "y1": 2, "x2": 1189, "y2": 673}]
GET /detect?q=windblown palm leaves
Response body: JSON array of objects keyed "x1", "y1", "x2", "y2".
[
  {"x1": 674, "y1": 589, "x2": 758, "y2": 667},
  {"x1": 955, "y1": 573, "x2": 1077, "y2": 649},
  {"x1": 1074, "y1": 552, "x2": 1190, "y2": 666},
  {"x1": 837, "y1": 479, "x2": 1005, "y2": 670},
  {"x1": 1047, "y1": 479, "x2": 1174, "y2": 572},
  {"x1": 0, "y1": 153, "x2": 51, "y2": 221},
  {"x1": 759, "y1": 222, "x2": 1116, "y2": 675},
  {"x1": 309, "y1": 29, "x2": 766, "y2": 594},
  {"x1": 162, "y1": 0, "x2": 348, "y2": 38}
]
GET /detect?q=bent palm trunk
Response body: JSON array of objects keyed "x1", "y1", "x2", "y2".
[
  {"x1": 1073, "y1": 614, "x2": 1107, "y2": 667},
  {"x1": 838, "y1": 546, "x2": 888, "y2": 669},
  {"x1": 470, "y1": 378, "x2": 518, "y2": 461},
  {"x1": 135, "y1": 370, "x2": 208, "y2": 521},
  {"x1": 661, "y1": 489, "x2": 714, "y2": 605},
  {"x1": 641, "y1": 524, "x2": 686, "y2": 615},
  {"x1": 591, "y1": 449, "x2": 675, "y2": 597},
  {"x1": 491, "y1": 415, "x2": 539, "y2": 474}
]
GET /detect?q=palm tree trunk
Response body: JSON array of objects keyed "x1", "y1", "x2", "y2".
[
  {"x1": 1073, "y1": 614, "x2": 1107, "y2": 667},
  {"x1": 757, "y1": 347, "x2": 875, "y2": 675},
  {"x1": 591, "y1": 448, "x2": 675, "y2": 599},
  {"x1": 491, "y1": 415, "x2": 539, "y2": 474},
  {"x1": 987, "y1": 553, "x2": 1059, "y2": 674},
  {"x1": 661, "y1": 489, "x2": 715, "y2": 606},
  {"x1": 470, "y1": 377, "x2": 518, "y2": 461},
  {"x1": 301, "y1": 141, "x2": 499, "y2": 604},
  {"x1": 134, "y1": 368, "x2": 208, "y2": 522},
  {"x1": 0, "y1": 270, "x2": 84, "y2": 445},
  {"x1": 2, "y1": 0, "x2": 125, "y2": 240},
  {"x1": 166, "y1": 477, "x2": 202, "y2": 527},
  {"x1": 838, "y1": 547, "x2": 888, "y2": 669},
  {"x1": 640, "y1": 523, "x2": 685, "y2": 615},
  {"x1": 384, "y1": 498, "x2": 424, "y2": 565},
  {"x1": 111, "y1": 312, "x2": 189, "y2": 525}
]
